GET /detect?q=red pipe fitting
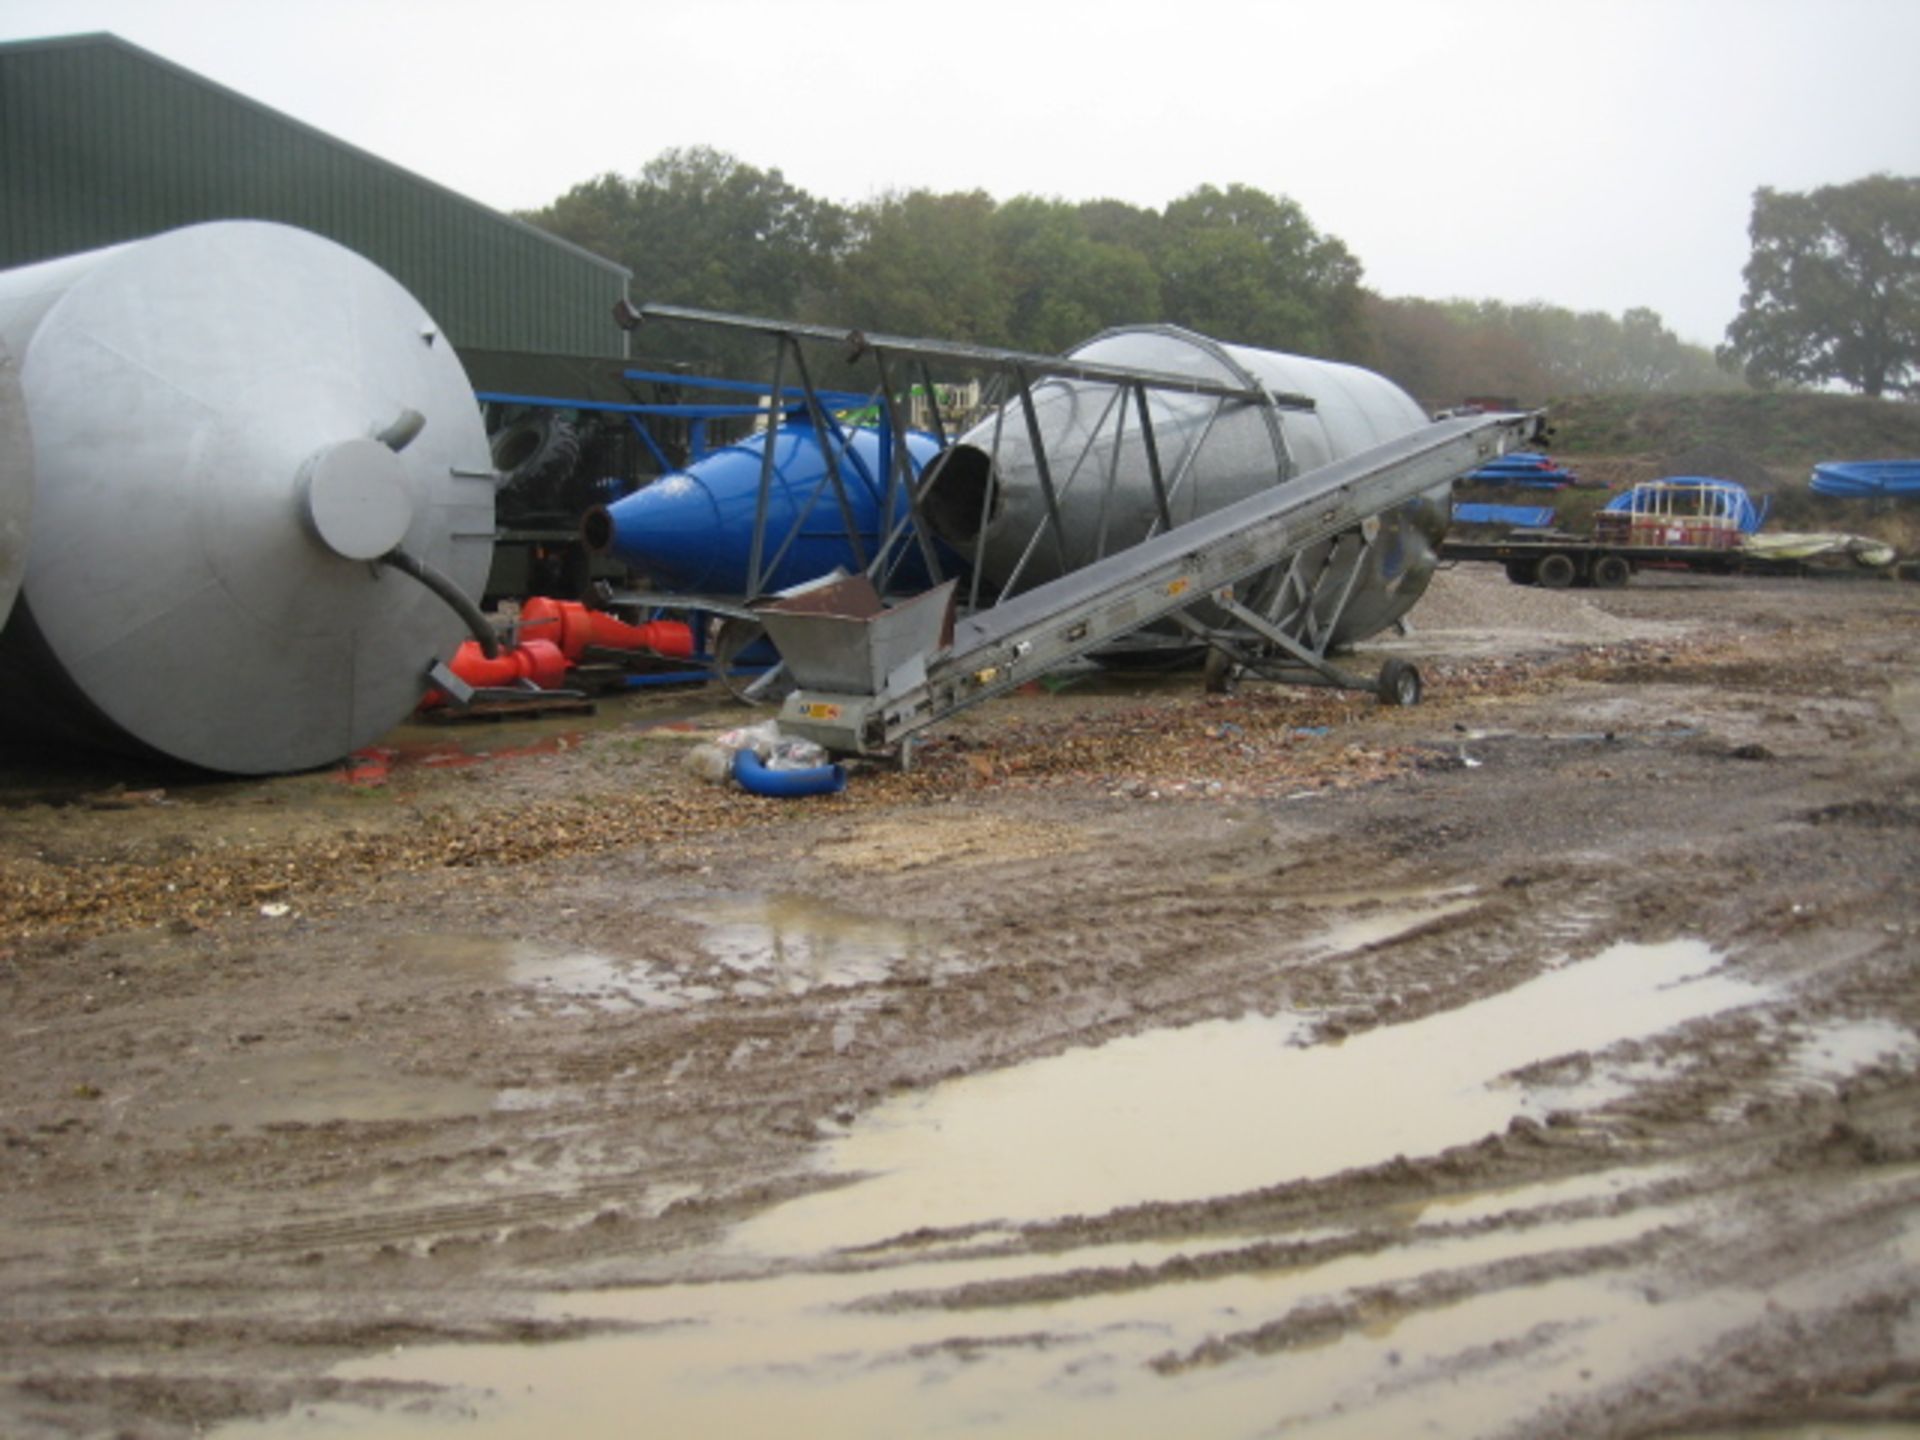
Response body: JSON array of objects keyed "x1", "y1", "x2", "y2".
[
  {"x1": 420, "y1": 637, "x2": 568, "y2": 708},
  {"x1": 518, "y1": 596, "x2": 695, "y2": 661}
]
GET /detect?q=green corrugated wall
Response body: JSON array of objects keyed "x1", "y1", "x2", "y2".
[{"x1": 0, "y1": 34, "x2": 630, "y2": 359}]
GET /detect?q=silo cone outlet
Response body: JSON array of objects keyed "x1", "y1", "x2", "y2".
[
  {"x1": 582, "y1": 423, "x2": 950, "y2": 598},
  {"x1": 0, "y1": 222, "x2": 495, "y2": 775}
]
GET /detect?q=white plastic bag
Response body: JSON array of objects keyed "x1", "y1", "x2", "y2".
[{"x1": 686, "y1": 721, "x2": 827, "y2": 783}]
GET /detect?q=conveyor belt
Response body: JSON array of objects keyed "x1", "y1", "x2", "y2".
[{"x1": 768, "y1": 409, "x2": 1544, "y2": 756}]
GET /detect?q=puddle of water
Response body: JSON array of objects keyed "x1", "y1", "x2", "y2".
[
  {"x1": 1304, "y1": 894, "x2": 1481, "y2": 954},
  {"x1": 505, "y1": 949, "x2": 712, "y2": 1013},
  {"x1": 225, "y1": 1163, "x2": 1920, "y2": 1438},
  {"x1": 1404, "y1": 1163, "x2": 1690, "y2": 1229},
  {"x1": 388, "y1": 932, "x2": 719, "y2": 1014},
  {"x1": 1789, "y1": 1018, "x2": 1919, "y2": 1085},
  {"x1": 1295, "y1": 882, "x2": 1480, "y2": 911},
  {"x1": 731, "y1": 939, "x2": 1763, "y2": 1257},
  {"x1": 1662, "y1": 1428, "x2": 1920, "y2": 1439},
  {"x1": 390, "y1": 899, "x2": 956, "y2": 1013},
  {"x1": 223, "y1": 1198, "x2": 1694, "y2": 1440},
  {"x1": 1254, "y1": 1270, "x2": 1762, "y2": 1440},
  {"x1": 159, "y1": 1048, "x2": 493, "y2": 1130},
  {"x1": 1271, "y1": 1174, "x2": 1920, "y2": 1440},
  {"x1": 692, "y1": 893, "x2": 961, "y2": 993}
]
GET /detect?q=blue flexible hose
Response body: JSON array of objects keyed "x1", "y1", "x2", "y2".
[{"x1": 731, "y1": 745, "x2": 847, "y2": 798}]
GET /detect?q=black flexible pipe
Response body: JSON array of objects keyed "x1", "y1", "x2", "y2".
[{"x1": 380, "y1": 546, "x2": 501, "y2": 658}]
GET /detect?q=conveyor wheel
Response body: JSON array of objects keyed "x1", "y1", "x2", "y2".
[{"x1": 1377, "y1": 659, "x2": 1422, "y2": 707}]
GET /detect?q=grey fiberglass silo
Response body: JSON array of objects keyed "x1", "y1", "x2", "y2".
[
  {"x1": 0, "y1": 222, "x2": 495, "y2": 774},
  {"x1": 923, "y1": 325, "x2": 1446, "y2": 647}
]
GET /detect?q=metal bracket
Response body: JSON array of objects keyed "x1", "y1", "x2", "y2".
[
  {"x1": 1206, "y1": 590, "x2": 1371, "y2": 691},
  {"x1": 424, "y1": 660, "x2": 585, "y2": 711},
  {"x1": 426, "y1": 659, "x2": 476, "y2": 708}
]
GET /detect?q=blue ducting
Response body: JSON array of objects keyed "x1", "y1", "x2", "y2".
[
  {"x1": 587, "y1": 420, "x2": 949, "y2": 596},
  {"x1": 1464, "y1": 451, "x2": 1578, "y2": 487},
  {"x1": 732, "y1": 745, "x2": 847, "y2": 797},
  {"x1": 1452, "y1": 502, "x2": 1556, "y2": 528},
  {"x1": 1810, "y1": 460, "x2": 1920, "y2": 499}
]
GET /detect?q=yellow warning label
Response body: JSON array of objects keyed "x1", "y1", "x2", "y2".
[
  {"x1": 799, "y1": 703, "x2": 842, "y2": 721},
  {"x1": 1166, "y1": 577, "x2": 1191, "y2": 598}
]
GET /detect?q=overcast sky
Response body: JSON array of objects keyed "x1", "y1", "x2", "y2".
[{"x1": 4, "y1": 0, "x2": 1917, "y2": 349}]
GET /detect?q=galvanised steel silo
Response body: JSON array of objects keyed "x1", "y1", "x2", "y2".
[
  {"x1": 921, "y1": 324, "x2": 1446, "y2": 649},
  {"x1": 0, "y1": 221, "x2": 495, "y2": 774}
]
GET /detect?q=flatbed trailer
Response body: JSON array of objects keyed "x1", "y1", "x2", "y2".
[
  {"x1": 1443, "y1": 478, "x2": 1780, "y2": 588},
  {"x1": 1439, "y1": 531, "x2": 1908, "y2": 587},
  {"x1": 1437, "y1": 531, "x2": 1740, "y2": 589}
]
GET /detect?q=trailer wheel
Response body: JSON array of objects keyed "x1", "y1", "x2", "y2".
[
  {"x1": 1591, "y1": 554, "x2": 1631, "y2": 589},
  {"x1": 1377, "y1": 659, "x2": 1422, "y2": 707},
  {"x1": 1503, "y1": 560, "x2": 1535, "y2": 586},
  {"x1": 1536, "y1": 553, "x2": 1577, "y2": 589}
]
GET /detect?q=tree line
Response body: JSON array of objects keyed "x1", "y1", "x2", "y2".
[
  {"x1": 1720, "y1": 173, "x2": 1919, "y2": 400},
  {"x1": 523, "y1": 148, "x2": 1915, "y2": 405}
]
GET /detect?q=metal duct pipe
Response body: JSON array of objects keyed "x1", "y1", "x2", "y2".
[
  {"x1": 922, "y1": 325, "x2": 1447, "y2": 648},
  {"x1": 583, "y1": 421, "x2": 947, "y2": 597},
  {"x1": 0, "y1": 222, "x2": 496, "y2": 774}
]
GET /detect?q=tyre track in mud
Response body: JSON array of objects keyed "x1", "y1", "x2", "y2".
[
  {"x1": 3, "y1": 574, "x2": 1919, "y2": 1437},
  {"x1": 0, "y1": 782, "x2": 1891, "y2": 1274}
]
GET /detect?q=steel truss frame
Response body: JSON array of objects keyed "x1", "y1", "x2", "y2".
[{"x1": 614, "y1": 304, "x2": 1534, "y2": 717}]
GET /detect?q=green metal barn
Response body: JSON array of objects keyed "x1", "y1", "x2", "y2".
[
  {"x1": 0, "y1": 31, "x2": 632, "y2": 381},
  {"x1": 0, "y1": 32, "x2": 696, "y2": 598}
]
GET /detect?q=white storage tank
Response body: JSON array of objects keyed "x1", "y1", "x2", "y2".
[{"x1": 0, "y1": 222, "x2": 495, "y2": 774}]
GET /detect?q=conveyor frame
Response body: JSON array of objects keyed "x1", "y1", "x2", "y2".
[{"x1": 764, "y1": 409, "x2": 1545, "y2": 756}]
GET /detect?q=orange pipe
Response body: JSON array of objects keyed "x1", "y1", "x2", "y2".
[
  {"x1": 518, "y1": 596, "x2": 695, "y2": 661},
  {"x1": 420, "y1": 637, "x2": 568, "y2": 708}
]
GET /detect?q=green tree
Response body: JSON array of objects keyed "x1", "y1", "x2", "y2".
[
  {"x1": 522, "y1": 147, "x2": 846, "y2": 366},
  {"x1": 1155, "y1": 184, "x2": 1365, "y2": 356},
  {"x1": 1075, "y1": 198, "x2": 1166, "y2": 264},
  {"x1": 828, "y1": 190, "x2": 1010, "y2": 343},
  {"x1": 1365, "y1": 297, "x2": 1739, "y2": 406},
  {"x1": 1503, "y1": 303, "x2": 1734, "y2": 395},
  {"x1": 1720, "y1": 174, "x2": 1920, "y2": 398},
  {"x1": 993, "y1": 196, "x2": 1160, "y2": 353},
  {"x1": 1363, "y1": 296, "x2": 1550, "y2": 403}
]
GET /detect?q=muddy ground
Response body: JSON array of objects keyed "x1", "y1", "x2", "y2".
[{"x1": 2, "y1": 565, "x2": 1918, "y2": 1439}]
